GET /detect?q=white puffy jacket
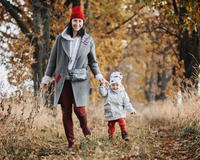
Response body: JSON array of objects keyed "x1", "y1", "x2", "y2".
[{"x1": 98, "y1": 84, "x2": 136, "y2": 121}]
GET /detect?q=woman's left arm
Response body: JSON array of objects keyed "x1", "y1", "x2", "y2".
[
  {"x1": 88, "y1": 38, "x2": 109, "y2": 85},
  {"x1": 88, "y1": 38, "x2": 100, "y2": 75}
]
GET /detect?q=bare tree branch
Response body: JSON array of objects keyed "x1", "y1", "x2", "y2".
[
  {"x1": 157, "y1": 26, "x2": 180, "y2": 39},
  {"x1": 64, "y1": 0, "x2": 73, "y2": 7},
  {"x1": 0, "y1": 0, "x2": 32, "y2": 39},
  {"x1": 125, "y1": 25, "x2": 180, "y2": 50},
  {"x1": 106, "y1": 5, "x2": 145, "y2": 34},
  {"x1": 0, "y1": 30, "x2": 18, "y2": 39}
]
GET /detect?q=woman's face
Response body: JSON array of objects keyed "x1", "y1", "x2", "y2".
[{"x1": 71, "y1": 18, "x2": 83, "y2": 32}]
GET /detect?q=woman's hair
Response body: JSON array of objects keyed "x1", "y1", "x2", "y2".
[{"x1": 66, "y1": 20, "x2": 85, "y2": 37}]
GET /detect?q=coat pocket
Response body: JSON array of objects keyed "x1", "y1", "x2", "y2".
[{"x1": 56, "y1": 74, "x2": 61, "y2": 83}]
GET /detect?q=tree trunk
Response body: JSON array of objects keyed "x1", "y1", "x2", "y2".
[
  {"x1": 160, "y1": 69, "x2": 170, "y2": 100},
  {"x1": 179, "y1": 6, "x2": 199, "y2": 91},
  {"x1": 156, "y1": 66, "x2": 171, "y2": 101},
  {"x1": 41, "y1": 0, "x2": 51, "y2": 75},
  {"x1": 84, "y1": 0, "x2": 89, "y2": 33},
  {"x1": 148, "y1": 72, "x2": 154, "y2": 102},
  {"x1": 31, "y1": 0, "x2": 53, "y2": 108},
  {"x1": 198, "y1": 26, "x2": 200, "y2": 66},
  {"x1": 32, "y1": 0, "x2": 43, "y2": 95},
  {"x1": 72, "y1": 0, "x2": 80, "y2": 8},
  {"x1": 41, "y1": 0, "x2": 53, "y2": 107},
  {"x1": 148, "y1": 54, "x2": 154, "y2": 102}
]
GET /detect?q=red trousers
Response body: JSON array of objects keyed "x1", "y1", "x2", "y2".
[
  {"x1": 59, "y1": 80, "x2": 91, "y2": 143},
  {"x1": 108, "y1": 118, "x2": 127, "y2": 139}
]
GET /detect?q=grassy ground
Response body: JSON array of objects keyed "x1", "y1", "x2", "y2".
[{"x1": 1, "y1": 91, "x2": 200, "y2": 159}]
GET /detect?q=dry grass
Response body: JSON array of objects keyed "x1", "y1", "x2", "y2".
[
  {"x1": 0, "y1": 88, "x2": 200, "y2": 159},
  {"x1": 140, "y1": 90, "x2": 200, "y2": 130}
]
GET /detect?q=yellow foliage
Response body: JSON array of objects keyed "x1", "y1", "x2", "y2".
[{"x1": 1, "y1": 0, "x2": 191, "y2": 104}]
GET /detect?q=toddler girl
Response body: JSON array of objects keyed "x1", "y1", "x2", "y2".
[{"x1": 98, "y1": 72, "x2": 138, "y2": 140}]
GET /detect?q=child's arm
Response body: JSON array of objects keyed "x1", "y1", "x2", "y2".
[
  {"x1": 123, "y1": 91, "x2": 138, "y2": 115},
  {"x1": 98, "y1": 82, "x2": 108, "y2": 97}
]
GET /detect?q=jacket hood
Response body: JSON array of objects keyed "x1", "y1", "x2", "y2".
[{"x1": 61, "y1": 27, "x2": 78, "y2": 41}]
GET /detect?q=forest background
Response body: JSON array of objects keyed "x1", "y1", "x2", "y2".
[
  {"x1": 1, "y1": 0, "x2": 200, "y2": 103},
  {"x1": 1, "y1": 0, "x2": 200, "y2": 159}
]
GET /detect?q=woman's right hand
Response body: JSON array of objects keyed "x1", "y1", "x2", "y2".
[
  {"x1": 40, "y1": 83, "x2": 48, "y2": 92},
  {"x1": 99, "y1": 78, "x2": 110, "y2": 86}
]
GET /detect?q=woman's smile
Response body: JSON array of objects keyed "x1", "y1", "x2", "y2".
[{"x1": 72, "y1": 18, "x2": 83, "y2": 31}]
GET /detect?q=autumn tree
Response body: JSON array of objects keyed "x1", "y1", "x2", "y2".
[
  {"x1": 119, "y1": 0, "x2": 200, "y2": 103},
  {"x1": 141, "y1": 0, "x2": 200, "y2": 91},
  {"x1": 0, "y1": 0, "x2": 146, "y2": 103}
]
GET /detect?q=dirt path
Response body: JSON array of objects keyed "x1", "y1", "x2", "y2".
[{"x1": 1, "y1": 103, "x2": 200, "y2": 159}]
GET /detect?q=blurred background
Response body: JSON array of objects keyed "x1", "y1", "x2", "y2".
[
  {"x1": 1, "y1": 0, "x2": 200, "y2": 105},
  {"x1": 1, "y1": 0, "x2": 200, "y2": 159}
]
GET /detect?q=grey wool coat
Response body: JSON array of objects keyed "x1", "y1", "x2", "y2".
[
  {"x1": 45, "y1": 33, "x2": 101, "y2": 107},
  {"x1": 98, "y1": 84, "x2": 136, "y2": 121}
]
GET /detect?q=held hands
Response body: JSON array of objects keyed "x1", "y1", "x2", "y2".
[
  {"x1": 40, "y1": 83, "x2": 48, "y2": 92},
  {"x1": 100, "y1": 81, "x2": 105, "y2": 86},
  {"x1": 99, "y1": 78, "x2": 109, "y2": 87}
]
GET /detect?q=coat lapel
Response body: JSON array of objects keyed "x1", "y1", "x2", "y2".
[
  {"x1": 75, "y1": 34, "x2": 90, "y2": 61},
  {"x1": 61, "y1": 38, "x2": 70, "y2": 58}
]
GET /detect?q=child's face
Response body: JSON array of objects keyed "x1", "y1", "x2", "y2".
[{"x1": 111, "y1": 83, "x2": 121, "y2": 92}]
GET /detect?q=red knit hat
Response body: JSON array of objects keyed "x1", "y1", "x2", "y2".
[{"x1": 70, "y1": 6, "x2": 85, "y2": 22}]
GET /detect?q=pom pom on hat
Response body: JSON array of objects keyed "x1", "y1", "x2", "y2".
[
  {"x1": 110, "y1": 72, "x2": 123, "y2": 86},
  {"x1": 70, "y1": 6, "x2": 85, "y2": 21}
]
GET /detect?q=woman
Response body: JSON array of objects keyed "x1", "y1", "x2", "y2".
[{"x1": 40, "y1": 6, "x2": 109, "y2": 148}]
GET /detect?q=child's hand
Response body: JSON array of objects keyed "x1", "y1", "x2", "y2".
[
  {"x1": 132, "y1": 111, "x2": 138, "y2": 116},
  {"x1": 100, "y1": 81, "x2": 105, "y2": 86}
]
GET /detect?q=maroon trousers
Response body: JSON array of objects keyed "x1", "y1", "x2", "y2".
[{"x1": 59, "y1": 80, "x2": 91, "y2": 143}]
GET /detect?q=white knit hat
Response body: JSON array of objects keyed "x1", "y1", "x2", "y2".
[{"x1": 110, "y1": 72, "x2": 123, "y2": 86}]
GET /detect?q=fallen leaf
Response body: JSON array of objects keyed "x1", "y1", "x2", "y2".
[
  {"x1": 57, "y1": 132, "x2": 59, "y2": 138},
  {"x1": 28, "y1": 151, "x2": 37, "y2": 158},
  {"x1": 178, "y1": 150, "x2": 188, "y2": 154},
  {"x1": 49, "y1": 144, "x2": 56, "y2": 149},
  {"x1": 70, "y1": 152, "x2": 75, "y2": 155},
  {"x1": 88, "y1": 150, "x2": 95, "y2": 154},
  {"x1": 161, "y1": 151, "x2": 170, "y2": 155},
  {"x1": 130, "y1": 151, "x2": 139, "y2": 157},
  {"x1": 164, "y1": 141, "x2": 174, "y2": 147}
]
